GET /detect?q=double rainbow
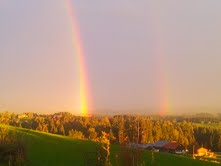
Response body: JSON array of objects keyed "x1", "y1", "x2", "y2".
[{"x1": 64, "y1": 0, "x2": 171, "y2": 116}]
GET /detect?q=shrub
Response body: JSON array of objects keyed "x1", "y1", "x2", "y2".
[
  {"x1": 0, "y1": 127, "x2": 26, "y2": 166},
  {"x1": 115, "y1": 145, "x2": 145, "y2": 166}
]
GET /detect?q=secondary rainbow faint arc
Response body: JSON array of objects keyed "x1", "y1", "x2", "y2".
[{"x1": 65, "y1": 0, "x2": 91, "y2": 116}]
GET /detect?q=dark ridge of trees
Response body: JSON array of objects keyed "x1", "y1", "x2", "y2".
[{"x1": 1, "y1": 112, "x2": 221, "y2": 152}]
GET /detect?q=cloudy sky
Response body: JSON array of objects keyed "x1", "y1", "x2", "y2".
[{"x1": 0, "y1": 0, "x2": 221, "y2": 114}]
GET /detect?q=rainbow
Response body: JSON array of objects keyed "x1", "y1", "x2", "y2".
[
  {"x1": 154, "y1": 31, "x2": 171, "y2": 116},
  {"x1": 65, "y1": 0, "x2": 91, "y2": 116},
  {"x1": 150, "y1": 1, "x2": 171, "y2": 116}
]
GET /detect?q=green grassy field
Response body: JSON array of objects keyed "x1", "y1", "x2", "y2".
[
  {"x1": 0, "y1": 125, "x2": 97, "y2": 166},
  {"x1": 0, "y1": 125, "x2": 219, "y2": 166}
]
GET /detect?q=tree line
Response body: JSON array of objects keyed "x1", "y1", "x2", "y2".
[{"x1": 1, "y1": 112, "x2": 221, "y2": 152}]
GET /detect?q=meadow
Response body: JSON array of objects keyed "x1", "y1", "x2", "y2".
[
  {"x1": 0, "y1": 125, "x2": 97, "y2": 166},
  {"x1": 0, "y1": 125, "x2": 219, "y2": 166}
]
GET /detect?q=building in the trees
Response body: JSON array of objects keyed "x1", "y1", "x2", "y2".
[
  {"x1": 138, "y1": 140, "x2": 187, "y2": 154},
  {"x1": 196, "y1": 147, "x2": 208, "y2": 156},
  {"x1": 162, "y1": 141, "x2": 187, "y2": 154},
  {"x1": 153, "y1": 140, "x2": 169, "y2": 149},
  {"x1": 135, "y1": 140, "x2": 169, "y2": 150},
  {"x1": 195, "y1": 147, "x2": 215, "y2": 157}
]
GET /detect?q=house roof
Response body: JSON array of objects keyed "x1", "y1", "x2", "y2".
[
  {"x1": 153, "y1": 140, "x2": 169, "y2": 148},
  {"x1": 134, "y1": 140, "x2": 169, "y2": 149},
  {"x1": 163, "y1": 142, "x2": 180, "y2": 150}
]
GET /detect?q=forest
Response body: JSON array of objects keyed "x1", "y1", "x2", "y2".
[{"x1": 1, "y1": 112, "x2": 221, "y2": 152}]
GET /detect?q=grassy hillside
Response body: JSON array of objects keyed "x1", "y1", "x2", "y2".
[
  {"x1": 0, "y1": 125, "x2": 219, "y2": 166},
  {"x1": 0, "y1": 125, "x2": 97, "y2": 166}
]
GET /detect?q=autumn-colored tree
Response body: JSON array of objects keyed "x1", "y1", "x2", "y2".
[
  {"x1": 69, "y1": 129, "x2": 84, "y2": 139},
  {"x1": 96, "y1": 131, "x2": 111, "y2": 166},
  {"x1": 88, "y1": 127, "x2": 97, "y2": 141}
]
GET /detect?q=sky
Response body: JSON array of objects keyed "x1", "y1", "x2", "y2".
[{"x1": 0, "y1": 0, "x2": 221, "y2": 114}]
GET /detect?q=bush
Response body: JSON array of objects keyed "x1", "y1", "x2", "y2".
[
  {"x1": 115, "y1": 145, "x2": 145, "y2": 166},
  {"x1": 0, "y1": 127, "x2": 26, "y2": 166},
  {"x1": 68, "y1": 129, "x2": 84, "y2": 139}
]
